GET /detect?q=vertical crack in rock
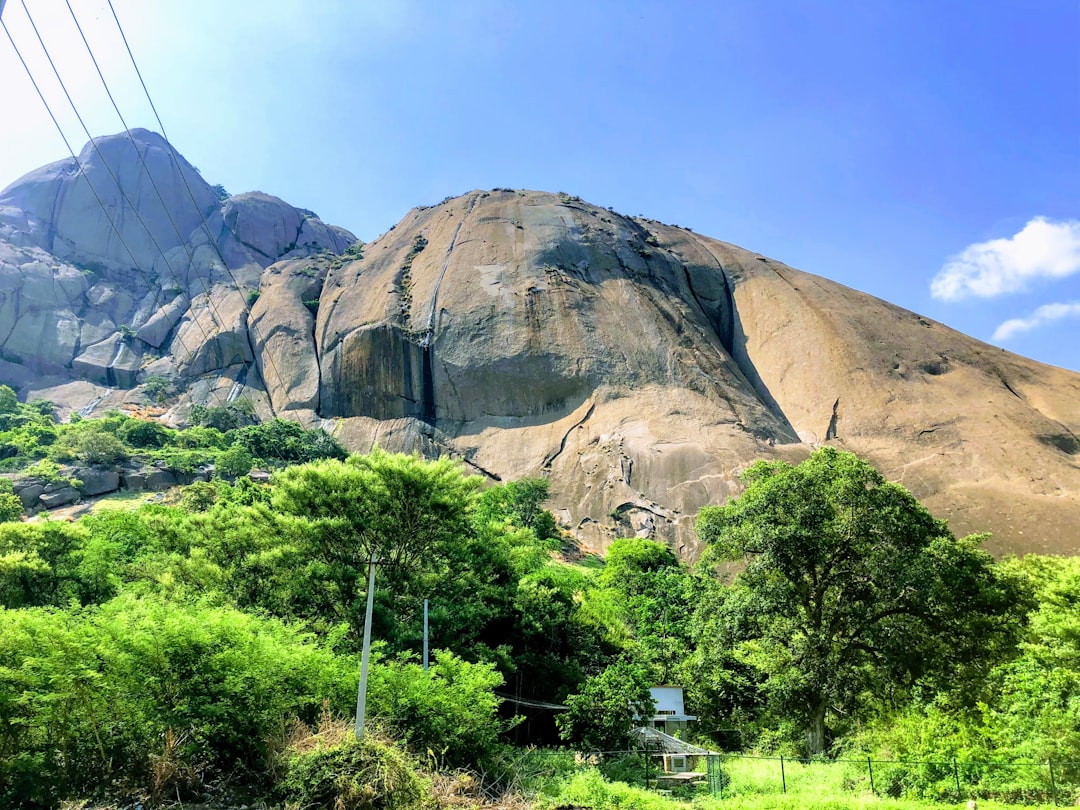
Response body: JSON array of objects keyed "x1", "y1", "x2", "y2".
[
  {"x1": 416, "y1": 193, "x2": 479, "y2": 424},
  {"x1": 687, "y1": 233, "x2": 799, "y2": 442},
  {"x1": 826, "y1": 397, "x2": 840, "y2": 440}
]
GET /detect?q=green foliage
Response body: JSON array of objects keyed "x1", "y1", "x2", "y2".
[
  {"x1": 844, "y1": 555, "x2": 1080, "y2": 801},
  {"x1": 142, "y1": 373, "x2": 176, "y2": 404},
  {"x1": 180, "y1": 480, "x2": 220, "y2": 512},
  {"x1": 57, "y1": 422, "x2": 130, "y2": 465},
  {"x1": 557, "y1": 658, "x2": 654, "y2": 751},
  {"x1": 694, "y1": 448, "x2": 1028, "y2": 754},
  {"x1": 234, "y1": 417, "x2": 346, "y2": 464},
  {"x1": 588, "y1": 538, "x2": 695, "y2": 684},
  {"x1": 279, "y1": 734, "x2": 427, "y2": 810},
  {"x1": 0, "y1": 520, "x2": 86, "y2": 607},
  {"x1": 0, "y1": 493, "x2": 21, "y2": 523},
  {"x1": 189, "y1": 398, "x2": 256, "y2": 431},
  {"x1": 117, "y1": 417, "x2": 171, "y2": 449},
  {"x1": 0, "y1": 386, "x2": 59, "y2": 467},
  {"x1": 540, "y1": 768, "x2": 674, "y2": 810},
  {"x1": 474, "y1": 477, "x2": 559, "y2": 543},
  {"x1": 368, "y1": 650, "x2": 508, "y2": 767},
  {"x1": 0, "y1": 595, "x2": 354, "y2": 805},
  {"x1": 216, "y1": 443, "x2": 254, "y2": 478}
]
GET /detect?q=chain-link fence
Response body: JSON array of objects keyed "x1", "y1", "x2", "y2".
[{"x1": 706, "y1": 754, "x2": 1079, "y2": 805}]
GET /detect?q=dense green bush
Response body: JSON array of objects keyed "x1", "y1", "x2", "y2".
[
  {"x1": 118, "y1": 418, "x2": 171, "y2": 449},
  {"x1": 279, "y1": 734, "x2": 428, "y2": 810},
  {"x1": 234, "y1": 418, "x2": 346, "y2": 464},
  {"x1": 367, "y1": 650, "x2": 507, "y2": 767},
  {"x1": 0, "y1": 595, "x2": 355, "y2": 806}
]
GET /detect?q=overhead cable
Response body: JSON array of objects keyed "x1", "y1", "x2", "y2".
[
  {"x1": 0, "y1": 12, "x2": 224, "y2": 409},
  {"x1": 103, "y1": 0, "x2": 303, "y2": 420}
]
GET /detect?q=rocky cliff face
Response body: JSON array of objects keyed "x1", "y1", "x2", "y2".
[
  {"x1": 2, "y1": 136, "x2": 1078, "y2": 556},
  {"x1": 0, "y1": 129, "x2": 354, "y2": 412}
]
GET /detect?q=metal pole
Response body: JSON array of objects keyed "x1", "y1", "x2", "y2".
[
  {"x1": 867, "y1": 757, "x2": 875, "y2": 796},
  {"x1": 953, "y1": 758, "x2": 961, "y2": 799},
  {"x1": 780, "y1": 754, "x2": 786, "y2": 793},
  {"x1": 422, "y1": 598, "x2": 429, "y2": 670},
  {"x1": 354, "y1": 555, "x2": 379, "y2": 739},
  {"x1": 1048, "y1": 759, "x2": 1057, "y2": 805}
]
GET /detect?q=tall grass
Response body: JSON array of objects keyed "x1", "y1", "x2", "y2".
[{"x1": 539, "y1": 760, "x2": 1064, "y2": 810}]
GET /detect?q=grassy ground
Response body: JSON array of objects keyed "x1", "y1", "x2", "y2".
[{"x1": 538, "y1": 761, "x2": 1065, "y2": 810}]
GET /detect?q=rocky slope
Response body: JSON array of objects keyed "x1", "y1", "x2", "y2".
[{"x1": 2, "y1": 134, "x2": 1078, "y2": 556}]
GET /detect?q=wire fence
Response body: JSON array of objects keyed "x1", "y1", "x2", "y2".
[{"x1": 591, "y1": 749, "x2": 1080, "y2": 805}]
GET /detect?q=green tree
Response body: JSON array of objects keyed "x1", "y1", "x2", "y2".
[
  {"x1": 215, "y1": 444, "x2": 254, "y2": 479},
  {"x1": 367, "y1": 649, "x2": 508, "y2": 767},
  {"x1": 118, "y1": 418, "x2": 170, "y2": 449},
  {"x1": 474, "y1": 478, "x2": 559, "y2": 544},
  {"x1": 556, "y1": 658, "x2": 654, "y2": 752},
  {"x1": 233, "y1": 418, "x2": 346, "y2": 465},
  {"x1": 269, "y1": 450, "x2": 481, "y2": 644},
  {"x1": 597, "y1": 538, "x2": 694, "y2": 683},
  {"x1": 0, "y1": 492, "x2": 22, "y2": 523},
  {"x1": 695, "y1": 447, "x2": 1027, "y2": 755}
]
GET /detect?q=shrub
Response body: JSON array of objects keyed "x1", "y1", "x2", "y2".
[
  {"x1": 0, "y1": 596, "x2": 355, "y2": 803},
  {"x1": 180, "y1": 481, "x2": 219, "y2": 513},
  {"x1": 233, "y1": 419, "x2": 346, "y2": 465},
  {"x1": 142, "y1": 374, "x2": 175, "y2": 404},
  {"x1": 118, "y1": 418, "x2": 170, "y2": 449},
  {"x1": 0, "y1": 493, "x2": 21, "y2": 523},
  {"x1": 278, "y1": 733, "x2": 427, "y2": 810},
  {"x1": 216, "y1": 444, "x2": 254, "y2": 479},
  {"x1": 367, "y1": 650, "x2": 508, "y2": 768}
]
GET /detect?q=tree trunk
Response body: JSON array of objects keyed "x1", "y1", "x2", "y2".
[{"x1": 807, "y1": 700, "x2": 828, "y2": 756}]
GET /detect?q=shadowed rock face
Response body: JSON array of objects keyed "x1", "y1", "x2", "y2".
[{"x1": 1, "y1": 139, "x2": 1078, "y2": 557}]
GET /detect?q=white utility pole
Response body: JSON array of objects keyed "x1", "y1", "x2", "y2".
[{"x1": 354, "y1": 554, "x2": 379, "y2": 739}]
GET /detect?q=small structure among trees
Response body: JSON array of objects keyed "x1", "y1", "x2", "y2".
[{"x1": 639, "y1": 685, "x2": 697, "y2": 737}]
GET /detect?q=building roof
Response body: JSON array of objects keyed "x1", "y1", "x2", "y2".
[{"x1": 631, "y1": 726, "x2": 717, "y2": 756}]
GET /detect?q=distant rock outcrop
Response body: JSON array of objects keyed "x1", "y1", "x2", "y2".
[
  {"x1": 1, "y1": 137, "x2": 1078, "y2": 557},
  {"x1": 0, "y1": 129, "x2": 355, "y2": 412}
]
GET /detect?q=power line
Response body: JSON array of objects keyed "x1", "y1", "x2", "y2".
[
  {"x1": 56, "y1": 0, "x2": 248, "y2": 407},
  {"x1": 13, "y1": 0, "x2": 232, "y2": 412},
  {"x1": 494, "y1": 693, "x2": 568, "y2": 711},
  {"x1": 0, "y1": 13, "x2": 222, "y2": 409},
  {"x1": 103, "y1": 0, "x2": 303, "y2": 421}
]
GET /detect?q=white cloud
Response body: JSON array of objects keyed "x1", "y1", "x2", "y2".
[
  {"x1": 931, "y1": 217, "x2": 1080, "y2": 301},
  {"x1": 992, "y1": 301, "x2": 1080, "y2": 341}
]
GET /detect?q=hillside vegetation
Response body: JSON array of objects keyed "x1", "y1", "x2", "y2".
[{"x1": 0, "y1": 403, "x2": 1077, "y2": 807}]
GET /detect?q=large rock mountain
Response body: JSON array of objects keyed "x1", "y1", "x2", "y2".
[{"x1": 2, "y1": 132, "x2": 1078, "y2": 556}]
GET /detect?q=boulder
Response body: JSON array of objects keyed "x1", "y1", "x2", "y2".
[
  {"x1": 75, "y1": 468, "x2": 121, "y2": 497},
  {"x1": 144, "y1": 470, "x2": 177, "y2": 490},
  {"x1": 38, "y1": 486, "x2": 79, "y2": 508},
  {"x1": 15, "y1": 482, "x2": 44, "y2": 509}
]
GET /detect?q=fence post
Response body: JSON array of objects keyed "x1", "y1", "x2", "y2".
[
  {"x1": 867, "y1": 757, "x2": 875, "y2": 796},
  {"x1": 953, "y1": 758, "x2": 961, "y2": 798},
  {"x1": 780, "y1": 754, "x2": 786, "y2": 794},
  {"x1": 1047, "y1": 759, "x2": 1057, "y2": 806}
]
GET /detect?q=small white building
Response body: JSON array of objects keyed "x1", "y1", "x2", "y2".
[{"x1": 640, "y1": 685, "x2": 697, "y2": 737}]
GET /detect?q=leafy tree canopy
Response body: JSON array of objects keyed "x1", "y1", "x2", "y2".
[{"x1": 695, "y1": 447, "x2": 1029, "y2": 755}]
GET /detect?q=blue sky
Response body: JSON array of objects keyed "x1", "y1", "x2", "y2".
[{"x1": 2, "y1": 0, "x2": 1078, "y2": 371}]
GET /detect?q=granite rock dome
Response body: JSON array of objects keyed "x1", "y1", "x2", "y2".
[{"x1": 2, "y1": 137, "x2": 1078, "y2": 556}]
